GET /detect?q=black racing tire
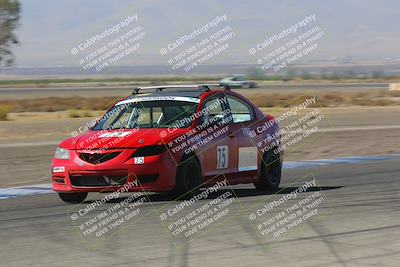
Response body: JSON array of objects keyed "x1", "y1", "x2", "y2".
[
  {"x1": 174, "y1": 157, "x2": 202, "y2": 199},
  {"x1": 254, "y1": 150, "x2": 282, "y2": 192},
  {"x1": 58, "y1": 192, "x2": 88, "y2": 204}
]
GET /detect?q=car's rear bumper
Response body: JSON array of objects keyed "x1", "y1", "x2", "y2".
[{"x1": 51, "y1": 150, "x2": 177, "y2": 193}]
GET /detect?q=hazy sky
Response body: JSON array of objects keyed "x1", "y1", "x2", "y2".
[{"x1": 11, "y1": 0, "x2": 400, "y2": 67}]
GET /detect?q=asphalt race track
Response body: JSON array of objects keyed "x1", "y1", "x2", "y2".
[{"x1": 1, "y1": 159, "x2": 399, "y2": 266}]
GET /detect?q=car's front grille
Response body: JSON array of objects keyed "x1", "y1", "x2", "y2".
[
  {"x1": 78, "y1": 152, "x2": 120, "y2": 165},
  {"x1": 70, "y1": 170, "x2": 128, "y2": 187}
]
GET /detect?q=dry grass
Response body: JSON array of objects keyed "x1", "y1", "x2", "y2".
[
  {"x1": 67, "y1": 109, "x2": 93, "y2": 118},
  {"x1": 0, "y1": 90, "x2": 399, "y2": 113},
  {"x1": 245, "y1": 90, "x2": 400, "y2": 108},
  {"x1": 0, "y1": 105, "x2": 13, "y2": 121},
  {"x1": 0, "y1": 96, "x2": 122, "y2": 112}
]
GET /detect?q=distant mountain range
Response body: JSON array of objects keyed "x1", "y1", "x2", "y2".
[{"x1": 10, "y1": 0, "x2": 400, "y2": 69}]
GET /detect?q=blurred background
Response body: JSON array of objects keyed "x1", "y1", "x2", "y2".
[{"x1": 1, "y1": 2, "x2": 400, "y2": 266}]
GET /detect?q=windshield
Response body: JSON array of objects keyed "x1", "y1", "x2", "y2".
[{"x1": 93, "y1": 100, "x2": 198, "y2": 130}]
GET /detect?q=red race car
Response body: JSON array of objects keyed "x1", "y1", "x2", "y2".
[{"x1": 51, "y1": 84, "x2": 283, "y2": 203}]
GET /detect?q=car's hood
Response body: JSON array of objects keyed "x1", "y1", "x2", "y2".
[{"x1": 58, "y1": 128, "x2": 189, "y2": 150}]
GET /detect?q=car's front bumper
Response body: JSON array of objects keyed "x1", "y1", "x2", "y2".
[{"x1": 51, "y1": 149, "x2": 178, "y2": 193}]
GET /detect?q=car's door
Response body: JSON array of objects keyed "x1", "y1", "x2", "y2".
[
  {"x1": 225, "y1": 95, "x2": 259, "y2": 181},
  {"x1": 196, "y1": 94, "x2": 239, "y2": 181}
]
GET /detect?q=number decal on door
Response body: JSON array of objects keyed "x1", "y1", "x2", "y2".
[{"x1": 217, "y1": 145, "x2": 228, "y2": 169}]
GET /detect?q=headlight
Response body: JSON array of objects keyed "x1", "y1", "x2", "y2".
[{"x1": 54, "y1": 147, "x2": 70, "y2": 160}]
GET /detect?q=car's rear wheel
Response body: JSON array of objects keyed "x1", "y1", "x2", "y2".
[
  {"x1": 58, "y1": 192, "x2": 88, "y2": 203},
  {"x1": 241, "y1": 83, "x2": 251, "y2": 89},
  {"x1": 174, "y1": 157, "x2": 201, "y2": 199},
  {"x1": 254, "y1": 150, "x2": 282, "y2": 192}
]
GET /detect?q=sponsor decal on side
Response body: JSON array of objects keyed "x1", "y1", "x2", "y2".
[{"x1": 238, "y1": 147, "x2": 258, "y2": 171}]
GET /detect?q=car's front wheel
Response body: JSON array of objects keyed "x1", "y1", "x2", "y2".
[
  {"x1": 58, "y1": 192, "x2": 88, "y2": 203},
  {"x1": 174, "y1": 157, "x2": 201, "y2": 199},
  {"x1": 254, "y1": 150, "x2": 282, "y2": 192}
]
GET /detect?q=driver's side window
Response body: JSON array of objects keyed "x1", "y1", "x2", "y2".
[{"x1": 201, "y1": 96, "x2": 226, "y2": 126}]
